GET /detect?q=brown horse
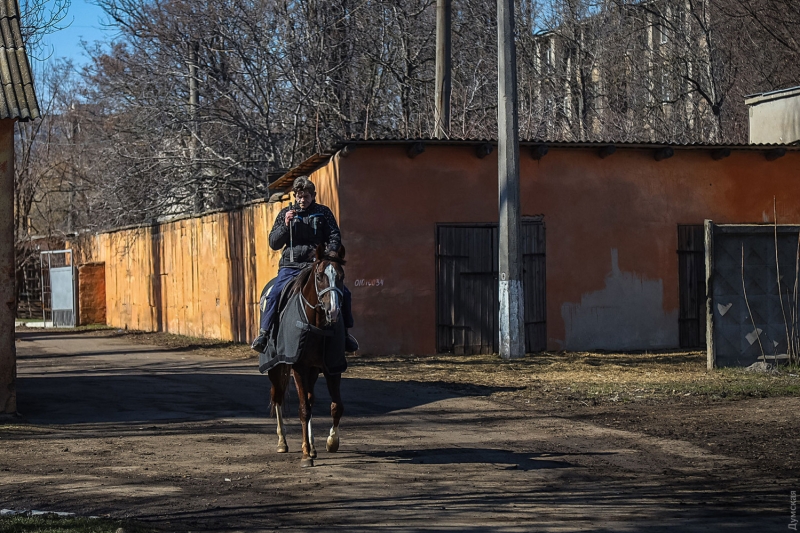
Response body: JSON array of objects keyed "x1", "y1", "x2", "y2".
[{"x1": 267, "y1": 244, "x2": 346, "y2": 467}]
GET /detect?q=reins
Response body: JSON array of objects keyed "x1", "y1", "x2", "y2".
[{"x1": 298, "y1": 261, "x2": 343, "y2": 323}]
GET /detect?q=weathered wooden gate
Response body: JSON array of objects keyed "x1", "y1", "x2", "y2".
[
  {"x1": 521, "y1": 221, "x2": 547, "y2": 352},
  {"x1": 436, "y1": 219, "x2": 546, "y2": 354},
  {"x1": 678, "y1": 225, "x2": 706, "y2": 348},
  {"x1": 706, "y1": 222, "x2": 800, "y2": 368}
]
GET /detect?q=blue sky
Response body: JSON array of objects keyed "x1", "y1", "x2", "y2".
[{"x1": 40, "y1": 0, "x2": 116, "y2": 67}]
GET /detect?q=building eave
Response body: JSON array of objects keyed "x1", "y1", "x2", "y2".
[
  {"x1": 271, "y1": 138, "x2": 800, "y2": 191},
  {"x1": 745, "y1": 86, "x2": 800, "y2": 107}
]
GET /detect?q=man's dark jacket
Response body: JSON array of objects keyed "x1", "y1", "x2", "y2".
[{"x1": 269, "y1": 202, "x2": 341, "y2": 269}]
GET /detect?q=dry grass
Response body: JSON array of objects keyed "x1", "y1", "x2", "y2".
[
  {"x1": 107, "y1": 328, "x2": 800, "y2": 404},
  {"x1": 346, "y1": 351, "x2": 800, "y2": 407},
  {"x1": 22, "y1": 327, "x2": 799, "y2": 406},
  {"x1": 15, "y1": 325, "x2": 254, "y2": 361},
  {"x1": 117, "y1": 330, "x2": 254, "y2": 360}
]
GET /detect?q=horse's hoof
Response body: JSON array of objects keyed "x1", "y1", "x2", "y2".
[
  {"x1": 301, "y1": 457, "x2": 315, "y2": 468},
  {"x1": 277, "y1": 444, "x2": 288, "y2": 453},
  {"x1": 326, "y1": 435, "x2": 340, "y2": 452},
  {"x1": 309, "y1": 448, "x2": 317, "y2": 459}
]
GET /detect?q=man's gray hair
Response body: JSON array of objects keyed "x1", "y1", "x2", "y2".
[{"x1": 292, "y1": 176, "x2": 316, "y2": 194}]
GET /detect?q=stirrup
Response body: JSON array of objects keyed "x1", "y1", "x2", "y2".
[
  {"x1": 251, "y1": 330, "x2": 269, "y2": 353},
  {"x1": 345, "y1": 333, "x2": 359, "y2": 353}
]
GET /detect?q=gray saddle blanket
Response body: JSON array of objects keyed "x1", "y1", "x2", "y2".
[{"x1": 258, "y1": 293, "x2": 347, "y2": 374}]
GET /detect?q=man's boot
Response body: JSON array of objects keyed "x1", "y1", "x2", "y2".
[
  {"x1": 251, "y1": 329, "x2": 269, "y2": 353},
  {"x1": 345, "y1": 330, "x2": 359, "y2": 353}
]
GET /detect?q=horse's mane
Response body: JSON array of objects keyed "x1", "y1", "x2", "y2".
[
  {"x1": 321, "y1": 254, "x2": 346, "y2": 266},
  {"x1": 313, "y1": 244, "x2": 347, "y2": 266},
  {"x1": 289, "y1": 265, "x2": 315, "y2": 296}
]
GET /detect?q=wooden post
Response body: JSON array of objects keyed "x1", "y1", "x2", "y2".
[
  {"x1": 0, "y1": 121, "x2": 16, "y2": 413},
  {"x1": 497, "y1": 0, "x2": 525, "y2": 359},
  {"x1": 434, "y1": 0, "x2": 451, "y2": 139},
  {"x1": 705, "y1": 219, "x2": 715, "y2": 370}
]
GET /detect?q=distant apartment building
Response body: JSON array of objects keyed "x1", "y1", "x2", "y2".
[
  {"x1": 527, "y1": 0, "x2": 715, "y2": 142},
  {"x1": 745, "y1": 87, "x2": 800, "y2": 145}
]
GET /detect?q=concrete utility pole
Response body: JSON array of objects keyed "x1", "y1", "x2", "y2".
[
  {"x1": 0, "y1": 125, "x2": 16, "y2": 413},
  {"x1": 497, "y1": 0, "x2": 525, "y2": 359},
  {"x1": 434, "y1": 0, "x2": 451, "y2": 138}
]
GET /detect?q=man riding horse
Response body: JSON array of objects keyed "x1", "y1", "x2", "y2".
[{"x1": 251, "y1": 176, "x2": 358, "y2": 354}]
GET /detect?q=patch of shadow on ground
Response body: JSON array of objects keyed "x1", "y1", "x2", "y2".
[
  {"x1": 363, "y1": 447, "x2": 581, "y2": 470},
  {"x1": 14, "y1": 373, "x2": 520, "y2": 426},
  {"x1": 124, "y1": 475, "x2": 786, "y2": 533},
  {"x1": 343, "y1": 379, "x2": 524, "y2": 415}
]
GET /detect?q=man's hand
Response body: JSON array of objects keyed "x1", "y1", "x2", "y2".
[{"x1": 284, "y1": 210, "x2": 296, "y2": 226}]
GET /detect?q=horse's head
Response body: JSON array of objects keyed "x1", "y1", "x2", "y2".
[{"x1": 313, "y1": 244, "x2": 346, "y2": 326}]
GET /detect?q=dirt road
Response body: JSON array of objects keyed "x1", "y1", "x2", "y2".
[{"x1": 2, "y1": 330, "x2": 794, "y2": 531}]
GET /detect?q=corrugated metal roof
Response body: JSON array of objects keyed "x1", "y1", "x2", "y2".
[
  {"x1": 271, "y1": 137, "x2": 800, "y2": 190},
  {"x1": 0, "y1": 0, "x2": 39, "y2": 120},
  {"x1": 332, "y1": 136, "x2": 800, "y2": 149}
]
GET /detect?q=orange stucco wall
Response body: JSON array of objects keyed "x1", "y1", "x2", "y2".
[
  {"x1": 85, "y1": 143, "x2": 800, "y2": 355},
  {"x1": 338, "y1": 145, "x2": 800, "y2": 353}
]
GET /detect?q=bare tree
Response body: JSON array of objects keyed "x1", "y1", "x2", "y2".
[
  {"x1": 14, "y1": 59, "x2": 93, "y2": 316},
  {"x1": 19, "y1": 0, "x2": 72, "y2": 60},
  {"x1": 514, "y1": 0, "x2": 799, "y2": 143},
  {"x1": 27, "y1": 0, "x2": 797, "y2": 234}
]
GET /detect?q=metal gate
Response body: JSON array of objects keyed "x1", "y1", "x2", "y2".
[
  {"x1": 706, "y1": 222, "x2": 799, "y2": 368},
  {"x1": 41, "y1": 250, "x2": 76, "y2": 327},
  {"x1": 678, "y1": 225, "x2": 706, "y2": 348},
  {"x1": 436, "y1": 219, "x2": 546, "y2": 354}
]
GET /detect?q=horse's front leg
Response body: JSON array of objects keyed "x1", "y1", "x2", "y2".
[
  {"x1": 275, "y1": 401, "x2": 288, "y2": 453},
  {"x1": 324, "y1": 371, "x2": 344, "y2": 452},
  {"x1": 293, "y1": 367, "x2": 319, "y2": 467},
  {"x1": 269, "y1": 366, "x2": 290, "y2": 453}
]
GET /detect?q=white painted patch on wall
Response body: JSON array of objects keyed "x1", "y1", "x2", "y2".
[
  {"x1": 763, "y1": 211, "x2": 770, "y2": 223},
  {"x1": 561, "y1": 249, "x2": 679, "y2": 350}
]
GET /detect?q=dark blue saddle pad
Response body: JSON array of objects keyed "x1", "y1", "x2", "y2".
[{"x1": 258, "y1": 293, "x2": 347, "y2": 375}]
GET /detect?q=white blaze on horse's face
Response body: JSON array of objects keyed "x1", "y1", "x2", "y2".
[{"x1": 324, "y1": 263, "x2": 340, "y2": 323}]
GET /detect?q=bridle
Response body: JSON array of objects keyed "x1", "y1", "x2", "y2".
[{"x1": 300, "y1": 260, "x2": 344, "y2": 325}]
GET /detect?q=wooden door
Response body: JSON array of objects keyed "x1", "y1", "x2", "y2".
[
  {"x1": 437, "y1": 225, "x2": 498, "y2": 354},
  {"x1": 522, "y1": 219, "x2": 547, "y2": 352},
  {"x1": 437, "y1": 220, "x2": 546, "y2": 354},
  {"x1": 678, "y1": 224, "x2": 706, "y2": 348}
]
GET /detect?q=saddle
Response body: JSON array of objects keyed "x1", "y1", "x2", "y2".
[
  {"x1": 258, "y1": 274, "x2": 301, "y2": 334},
  {"x1": 257, "y1": 268, "x2": 347, "y2": 375}
]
